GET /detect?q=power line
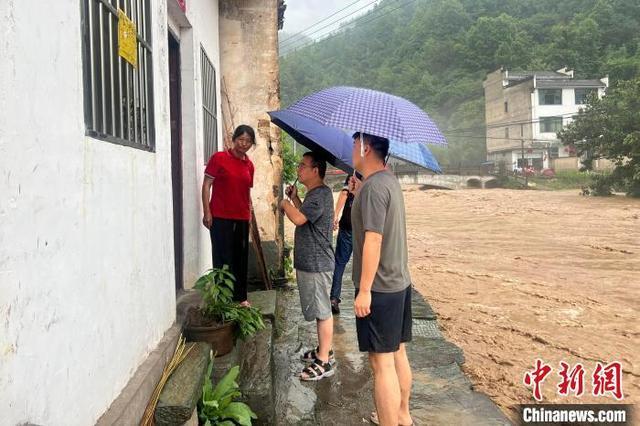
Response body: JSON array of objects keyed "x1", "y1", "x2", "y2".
[
  {"x1": 281, "y1": 0, "x2": 418, "y2": 56},
  {"x1": 280, "y1": 0, "x2": 385, "y2": 54},
  {"x1": 444, "y1": 134, "x2": 563, "y2": 142},
  {"x1": 280, "y1": 0, "x2": 381, "y2": 50},
  {"x1": 283, "y1": 0, "x2": 416, "y2": 52},
  {"x1": 279, "y1": 0, "x2": 366, "y2": 44},
  {"x1": 442, "y1": 111, "x2": 586, "y2": 134}
]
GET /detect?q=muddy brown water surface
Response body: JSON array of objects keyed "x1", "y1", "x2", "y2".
[{"x1": 404, "y1": 188, "x2": 639, "y2": 420}]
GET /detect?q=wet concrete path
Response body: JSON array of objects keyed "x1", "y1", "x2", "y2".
[{"x1": 272, "y1": 272, "x2": 512, "y2": 425}]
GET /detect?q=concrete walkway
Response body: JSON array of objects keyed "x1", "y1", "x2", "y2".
[{"x1": 273, "y1": 274, "x2": 511, "y2": 425}]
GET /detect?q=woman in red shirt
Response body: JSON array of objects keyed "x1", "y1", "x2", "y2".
[{"x1": 201, "y1": 125, "x2": 255, "y2": 306}]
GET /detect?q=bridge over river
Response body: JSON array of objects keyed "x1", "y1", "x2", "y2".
[{"x1": 325, "y1": 171, "x2": 499, "y2": 190}]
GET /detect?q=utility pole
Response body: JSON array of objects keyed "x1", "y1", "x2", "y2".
[{"x1": 521, "y1": 123, "x2": 528, "y2": 188}]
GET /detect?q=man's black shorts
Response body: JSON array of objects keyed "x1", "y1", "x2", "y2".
[{"x1": 355, "y1": 285, "x2": 412, "y2": 353}]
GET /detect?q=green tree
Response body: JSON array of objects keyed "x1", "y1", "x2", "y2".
[
  {"x1": 604, "y1": 46, "x2": 640, "y2": 82},
  {"x1": 558, "y1": 78, "x2": 640, "y2": 197},
  {"x1": 464, "y1": 14, "x2": 533, "y2": 70},
  {"x1": 547, "y1": 17, "x2": 602, "y2": 76},
  {"x1": 590, "y1": 0, "x2": 640, "y2": 50}
]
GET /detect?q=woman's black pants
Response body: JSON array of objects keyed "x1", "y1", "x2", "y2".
[{"x1": 210, "y1": 218, "x2": 249, "y2": 302}]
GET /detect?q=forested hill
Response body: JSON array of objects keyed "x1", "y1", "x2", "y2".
[{"x1": 279, "y1": 0, "x2": 640, "y2": 168}]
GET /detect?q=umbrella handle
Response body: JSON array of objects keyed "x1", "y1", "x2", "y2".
[{"x1": 285, "y1": 178, "x2": 298, "y2": 200}]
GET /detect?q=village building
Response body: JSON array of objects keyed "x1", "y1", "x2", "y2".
[{"x1": 483, "y1": 68, "x2": 608, "y2": 172}]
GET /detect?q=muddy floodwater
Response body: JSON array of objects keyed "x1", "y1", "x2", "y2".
[{"x1": 405, "y1": 188, "x2": 639, "y2": 420}]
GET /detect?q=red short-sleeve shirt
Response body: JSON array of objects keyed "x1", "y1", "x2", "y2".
[{"x1": 204, "y1": 150, "x2": 254, "y2": 221}]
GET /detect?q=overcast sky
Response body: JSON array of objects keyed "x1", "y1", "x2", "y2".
[{"x1": 280, "y1": 0, "x2": 376, "y2": 40}]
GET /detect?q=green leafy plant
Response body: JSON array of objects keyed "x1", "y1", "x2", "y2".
[
  {"x1": 281, "y1": 133, "x2": 301, "y2": 184},
  {"x1": 193, "y1": 266, "x2": 265, "y2": 340},
  {"x1": 282, "y1": 243, "x2": 294, "y2": 281},
  {"x1": 223, "y1": 303, "x2": 266, "y2": 340},
  {"x1": 268, "y1": 266, "x2": 277, "y2": 281},
  {"x1": 199, "y1": 361, "x2": 257, "y2": 426},
  {"x1": 283, "y1": 255, "x2": 294, "y2": 281},
  {"x1": 194, "y1": 266, "x2": 236, "y2": 318},
  {"x1": 589, "y1": 173, "x2": 614, "y2": 197}
]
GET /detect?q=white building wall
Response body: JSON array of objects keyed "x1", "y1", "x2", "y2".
[
  {"x1": 0, "y1": 0, "x2": 220, "y2": 424},
  {"x1": 531, "y1": 86, "x2": 607, "y2": 154}
]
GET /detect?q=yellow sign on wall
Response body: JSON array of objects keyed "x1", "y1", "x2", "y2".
[{"x1": 118, "y1": 9, "x2": 137, "y2": 68}]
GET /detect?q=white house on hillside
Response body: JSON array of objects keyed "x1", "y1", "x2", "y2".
[{"x1": 483, "y1": 68, "x2": 608, "y2": 171}]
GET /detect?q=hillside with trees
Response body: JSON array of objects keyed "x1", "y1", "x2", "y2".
[{"x1": 279, "y1": 0, "x2": 640, "y2": 170}]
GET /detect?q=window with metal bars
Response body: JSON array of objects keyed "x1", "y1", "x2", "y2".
[
  {"x1": 201, "y1": 48, "x2": 218, "y2": 163},
  {"x1": 81, "y1": 0, "x2": 155, "y2": 150}
]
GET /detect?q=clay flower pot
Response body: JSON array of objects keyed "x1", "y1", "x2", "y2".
[{"x1": 184, "y1": 308, "x2": 235, "y2": 356}]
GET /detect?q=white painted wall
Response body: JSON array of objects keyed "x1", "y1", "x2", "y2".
[
  {"x1": 531, "y1": 86, "x2": 607, "y2": 145},
  {"x1": 0, "y1": 0, "x2": 220, "y2": 424}
]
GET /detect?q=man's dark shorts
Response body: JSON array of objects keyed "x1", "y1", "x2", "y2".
[{"x1": 355, "y1": 286, "x2": 412, "y2": 353}]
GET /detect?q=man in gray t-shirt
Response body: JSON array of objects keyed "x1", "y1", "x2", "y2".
[
  {"x1": 281, "y1": 152, "x2": 335, "y2": 381},
  {"x1": 351, "y1": 133, "x2": 414, "y2": 426},
  {"x1": 351, "y1": 171, "x2": 411, "y2": 293},
  {"x1": 293, "y1": 186, "x2": 334, "y2": 273}
]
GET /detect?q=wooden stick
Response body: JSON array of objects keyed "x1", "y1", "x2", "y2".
[
  {"x1": 221, "y1": 77, "x2": 236, "y2": 150},
  {"x1": 250, "y1": 207, "x2": 273, "y2": 290}
]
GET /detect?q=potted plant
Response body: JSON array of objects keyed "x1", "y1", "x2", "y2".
[
  {"x1": 184, "y1": 266, "x2": 265, "y2": 355},
  {"x1": 199, "y1": 361, "x2": 257, "y2": 426}
]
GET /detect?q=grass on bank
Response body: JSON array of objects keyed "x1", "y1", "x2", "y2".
[{"x1": 528, "y1": 170, "x2": 594, "y2": 190}]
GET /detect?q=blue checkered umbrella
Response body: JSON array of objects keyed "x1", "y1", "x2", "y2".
[
  {"x1": 269, "y1": 109, "x2": 442, "y2": 174},
  {"x1": 389, "y1": 142, "x2": 442, "y2": 174},
  {"x1": 268, "y1": 109, "x2": 353, "y2": 173},
  {"x1": 286, "y1": 86, "x2": 447, "y2": 146}
]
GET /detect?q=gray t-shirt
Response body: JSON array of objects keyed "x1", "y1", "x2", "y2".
[
  {"x1": 351, "y1": 170, "x2": 411, "y2": 293},
  {"x1": 294, "y1": 185, "x2": 335, "y2": 272}
]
